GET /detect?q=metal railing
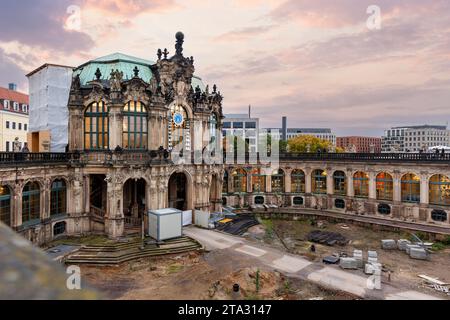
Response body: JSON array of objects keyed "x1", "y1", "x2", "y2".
[{"x1": 1, "y1": 150, "x2": 449, "y2": 167}]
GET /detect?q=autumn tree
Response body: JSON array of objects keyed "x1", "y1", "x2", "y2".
[{"x1": 287, "y1": 135, "x2": 333, "y2": 153}]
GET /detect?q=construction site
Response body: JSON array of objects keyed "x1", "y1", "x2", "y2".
[{"x1": 45, "y1": 211, "x2": 450, "y2": 300}]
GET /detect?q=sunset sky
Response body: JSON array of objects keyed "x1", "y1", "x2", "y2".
[{"x1": 1, "y1": 0, "x2": 450, "y2": 136}]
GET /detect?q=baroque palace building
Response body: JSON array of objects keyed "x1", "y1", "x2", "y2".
[{"x1": 0, "y1": 33, "x2": 449, "y2": 246}]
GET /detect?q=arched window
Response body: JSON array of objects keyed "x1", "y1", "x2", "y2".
[
  {"x1": 84, "y1": 101, "x2": 109, "y2": 150},
  {"x1": 271, "y1": 169, "x2": 284, "y2": 193},
  {"x1": 431, "y1": 209, "x2": 447, "y2": 222},
  {"x1": 312, "y1": 169, "x2": 326, "y2": 194},
  {"x1": 222, "y1": 171, "x2": 229, "y2": 194},
  {"x1": 53, "y1": 221, "x2": 67, "y2": 236},
  {"x1": 22, "y1": 182, "x2": 40, "y2": 224},
  {"x1": 291, "y1": 170, "x2": 305, "y2": 193},
  {"x1": 232, "y1": 168, "x2": 247, "y2": 193},
  {"x1": 251, "y1": 168, "x2": 265, "y2": 193},
  {"x1": 169, "y1": 105, "x2": 190, "y2": 151},
  {"x1": 293, "y1": 196, "x2": 304, "y2": 206},
  {"x1": 354, "y1": 172, "x2": 369, "y2": 198},
  {"x1": 401, "y1": 173, "x2": 420, "y2": 203},
  {"x1": 51, "y1": 179, "x2": 67, "y2": 216},
  {"x1": 0, "y1": 185, "x2": 11, "y2": 226},
  {"x1": 122, "y1": 101, "x2": 148, "y2": 149},
  {"x1": 429, "y1": 174, "x2": 450, "y2": 206},
  {"x1": 335, "y1": 198, "x2": 345, "y2": 209},
  {"x1": 333, "y1": 171, "x2": 346, "y2": 195},
  {"x1": 376, "y1": 172, "x2": 393, "y2": 201},
  {"x1": 255, "y1": 196, "x2": 265, "y2": 205},
  {"x1": 378, "y1": 204, "x2": 391, "y2": 215}
]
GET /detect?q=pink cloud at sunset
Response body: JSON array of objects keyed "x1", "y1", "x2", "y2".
[{"x1": 0, "y1": 0, "x2": 449, "y2": 136}]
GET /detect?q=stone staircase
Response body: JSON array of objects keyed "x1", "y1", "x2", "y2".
[{"x1": 64, "y1": 236, "x2": 202, "y2": 265}]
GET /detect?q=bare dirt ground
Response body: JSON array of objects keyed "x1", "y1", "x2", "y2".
[
  {"x1": 81, "y1": 249, "x2": 355, "y2": 300},
  {"x1": 244, "y1": 218, "x2": 450, "y2": 298}
]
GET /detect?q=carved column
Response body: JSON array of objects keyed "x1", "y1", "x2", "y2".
[
  {"x1": 68, "y1": 107, "x2": 83, "y2": 151},
  {"x1": 265, "y1": 174, "x2": 272, "y2": 193},
  {"x1": 104, "y1": 172, "x2": 124, "y2": 239},
  {"x1": 109, "y1": 105, "x2": 123, "y2": 150},
  {"x1": 347, "y1": 169, "x2": 354, "y2": 197},
  {"x1": 326, "y1": 171, "x2": 334, "y2": 195},
  {"x1": 420, "y1": 172, "x2": 429, "y2": 205},
  {"x1": 368, "y1": 170, "x2": 376, "y2": 200},
  {"x1": 12, "y1": 182, "x2": 24, "y2": 228},
  {"x1": 305, "y1": 168, "x2": 312, "y2": 194},
  {"x1": 393, "y1": 171, "x2": 401, "y2": 203},
  {"x1": 284, "y1": 169, "x2": 292, "y2": 193},
  {"x1": 42, "y1": 178, "x2": 51, "y2": 220}
]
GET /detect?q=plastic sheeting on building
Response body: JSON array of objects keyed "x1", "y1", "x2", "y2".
[{"x1": 28, "y1": 65, "x2": 73, "y2": 152}]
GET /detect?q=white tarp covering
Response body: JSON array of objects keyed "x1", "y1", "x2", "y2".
[
  {"x1": 182, "y1": 210, "x2": 193, "y2": 226},
  {"x1": 28, "y1": 65, "x2": 73, "y2": 152}
]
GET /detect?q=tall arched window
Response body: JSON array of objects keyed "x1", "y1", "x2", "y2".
[
  {"x1": 429, "y1": 174, "x2": 450, "y2": 206},
  {"x1": 271, "y1": 169, "x2": 285, "y2": 193},
  {"x1": 0, "y1": 185, "x2": 11, "y2": 226},
  {"x1": 22, "y1": 182, "x2": 40, "y2": 224},
  {"x1": 169, "y1": 105, "x2": 190, "y2": 151},
  {"x1": 251, "y1": 168, "x2": 266, "y2": 193},
  {"x1": 312, "y1": 169, "x2": 326, "y2": 194},
  {"x1": 123, "y1": 101, "x2": 148, "y2": 149},
  {"x1": 84, "y1": 101, "x2": 109, "y2": 150},
  {"x1": 232, "y1": 168, "x2": 247, "y2": 193},
  {"x1": 291, "y1": 170, "x2": 305, "y2": 193},
  {"x1": 376, "y1": 172, "x2": 393, "y2": 201},
  {"x1": 401, "y1": 173, "x2": 420, "y2": 203},
  {"x1": 353, "y1": 172, "x2": 369, "y2": 198},
  {"x1": 333, "y1": 171, "x2": 346, "y2": 195},
  {"x1": 51, "y1": 179, "x2": 67, "y2": 216}
]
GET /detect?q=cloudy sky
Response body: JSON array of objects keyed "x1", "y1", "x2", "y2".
[{"x1": 1, "y1": 0, "x2": 450, "y2": 136}]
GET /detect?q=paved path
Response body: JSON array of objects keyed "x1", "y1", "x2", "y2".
[{"x1": 184, "y1": 226, "x2": 442, "y2": 300}]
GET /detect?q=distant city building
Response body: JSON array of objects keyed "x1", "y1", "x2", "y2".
[
  {"x1": 26, "y1": 64, "x2": 74, "y2": 152},
  {"x1": 222, "y1": 113, "x2": 259, "y2": 153},
  {"x1": 337, "y1": 136, "x2": 381, "y2": 153},
  {"x1": 264, "y1": 117, "x2": 336, "y2": 147},
  {"x1": 382, "y1": 125, "x2": 450, "y2": 153},
  {"x1": 0, "y1": 84, "x2": 29, "y2": 152}
]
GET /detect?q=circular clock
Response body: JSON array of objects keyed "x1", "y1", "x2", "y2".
[{"x1": 173, "y1": 112, "x2": 184, "y2": 126}]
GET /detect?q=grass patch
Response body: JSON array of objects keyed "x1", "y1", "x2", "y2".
[
  {"x1": 49, "y1": 235, "x2": 115, "y2": 246},
  {"x1": 167, "y1": 263, "x2": 184, "y2": 274},
  {"x1": 431, "y1": 242, "x2": 447, "y2": 251},
  {"x1": 260, "y1": 219, "x2": 274, "y2": 239}
]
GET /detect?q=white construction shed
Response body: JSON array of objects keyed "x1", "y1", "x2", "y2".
[
  {"x1": 147, "y1": 208, "x2": 183, "y2": 241},
  {"x1": 27, "y1": 64, "x2": 74, "y2": 152}
]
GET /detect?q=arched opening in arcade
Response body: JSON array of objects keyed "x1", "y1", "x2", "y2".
[
  {"x1": 123, "y1": 179, "x2": 146, "y2": 226},
  {"x1": 89, "y1": 174, "x2": 107, "y2": 217},
  {"x1": 168, "y1": 172, "x2": 190, "y2": 211},
  {"x1": 0, "y1": 185, "x2": 11, "y2": 227}
]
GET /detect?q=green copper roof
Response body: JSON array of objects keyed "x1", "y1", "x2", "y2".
[
  {"x1": 74, "y1": 53, "x2": 155, "y2": 85},
  {"x1": 73, "y1": 52, "x2": 206, "y2": 91}
]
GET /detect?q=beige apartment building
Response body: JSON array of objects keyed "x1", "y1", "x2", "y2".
[{"x1": 0, "y1": 84, "x2": 29, "y2": 152}]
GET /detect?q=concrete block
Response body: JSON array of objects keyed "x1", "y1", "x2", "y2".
[
  {"x1": 368, "y1": 257, "x2": 378, "y2": 264},
  {"x1": 406, "y1": 244, "x2": 422, "y2": 255},
  {"x1": 368, "y1": 250, "x2": 378, "y2": 259},
  {"x1": 410, "y1": 247, "x2": 428, "y2": 260},
  {"x1": 381, "y1": 239, "x2": 397, "y2": 250},
  {"x1": 397, "y1": 239, "x2": 411, "y2": 251},
  {"x1": 353, "y1": 249, "x2": 364, "y2": 268},
  {"x1": 340, "y1": 257, "x2": 358, "y2": 270}
]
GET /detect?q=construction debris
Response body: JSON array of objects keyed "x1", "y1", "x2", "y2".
[
  {"x1": 397, "y1": 239, "x2": 411, "y2": 251},
  {"x1": 409, "y1": 247, "x2": 428, "y2": 260},
  {"x1": 322, "y1": 256, "x2": 340, "y2": 264},
  {"x1": 353, "y1": 250, "x2": 364, "y2": 268},
  {"x1": 405, "y1": 244, "x2": 422, "y2": 255},
  {"x1": 340, "y1": 257, "x2": 358, "y2": 270},
  {"x1": 306, "y1": 230, "x2": 348, "y2": 246},
  {"x1": 367, "y1": 250, "x2": 378, "y2": 264},
  {"x1": 381, "y1": 239, "x2": 397, "y2": 250}
]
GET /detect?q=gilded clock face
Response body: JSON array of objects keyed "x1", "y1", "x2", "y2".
[{"x1": 173, "y1": 112, "x2": 184, "y2": 126}]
